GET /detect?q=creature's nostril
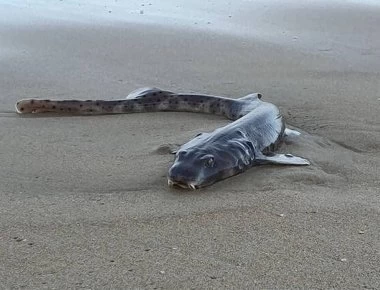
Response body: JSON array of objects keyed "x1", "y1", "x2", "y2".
[
  {"x1": 257, "y1": 93, "x2": 262, "y2": 99},
  {"x1": 169, "y1": 169, "x2": 187, "y2": 182}
]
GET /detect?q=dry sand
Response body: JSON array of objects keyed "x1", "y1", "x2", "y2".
[{"x1": 1, "y1": 2, "x2": 379, "y2": 289}]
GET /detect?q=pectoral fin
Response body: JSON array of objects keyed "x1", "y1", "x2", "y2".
[
  {"x1": 256, "y1": 153, "x2": 310, "y2": 165},
  {"x1": 284, "y1": 128, "x2": 301, "y2": 137}
]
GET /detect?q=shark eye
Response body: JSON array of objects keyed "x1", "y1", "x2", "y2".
[
  {"x1": 177, "y1": 150, "x2": 187, "y2": 158},
  {"x1": 204, "y1": 157, "x2": 215, "y2": 168}
]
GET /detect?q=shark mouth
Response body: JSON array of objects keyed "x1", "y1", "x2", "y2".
[{"x1": 167, "y1": 179, "x2": 198, "y2": 190}]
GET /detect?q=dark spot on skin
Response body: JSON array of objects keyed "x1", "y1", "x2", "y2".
[
  {"x1": 52, "y1": 105, "x2": 56, "y2": 109},
  {"x1": 95, "y1": 102, "x2": 100, "y2": 106},
  {"x1": 157, "y1": 98, "x2": 161, "y2": 102},
  {"x1": 42, "y1": 105, "x2": 45, "y2": 108},
  {"x1": 117, "y1": 100, "x2": 123, "y2": 103},
  {"x1": 108, "y1": 106, "x2": 112, "y2": 109},
  {"x1": 174, "y1": 100, "x2": 179, "y2": 105},
  {"x1": 20, "y1": 108, "x2": 24, "y2": 111},
  {"x1": 184, "y1": 98, "x2": 188, "y2": 102},
  {"x1": 152, "y1": 93, "x2": 157, "y2": 96},
  {"x1": 89, "y1": 109, "x2": 93, "y2": 112},
  {"x1": 30, "y1": 100, "x2": 34, "y2": 104},
  {"x1": 200, "y1": 100, "x2": 204, "y2": 103},
  {"x1": 169, "y1": 100, "x2": 173, "y2": 104},
  {"x1": 68, "y1": 108, "x2": 71, "y2": 111},
  {"x1": 60, "y1": 108, "x2": 64, "y2": 111},
  {"x1": 216, "y1": 103, "x2": 220, "y2": 107},
  {"x1": 79, "y1": 104, "x2": 83, "y2": 107}
]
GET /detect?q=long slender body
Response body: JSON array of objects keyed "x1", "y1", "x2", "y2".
[
  {"x1": 16, "y1": 88, "x2": 247, "y2": 120},
  {"x1": 16, "y1": 87, "x2": 309, "y2": 189}
]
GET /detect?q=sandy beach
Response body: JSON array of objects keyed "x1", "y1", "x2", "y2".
[{"x1": 1, "y1": 1, "x2": 379, "y2": 288}]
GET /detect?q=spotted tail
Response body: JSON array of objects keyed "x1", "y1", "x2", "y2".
[
  {"x1": 15, "y1": 89, "x2": 257, "y2": 120},
  {"x1": 16, "y1": 99, "x2": 129, "y2": 114}
]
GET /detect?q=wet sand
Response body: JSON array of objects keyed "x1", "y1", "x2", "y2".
[{"x1": 1, "y1": 2, "x2": 379, "y2": 289}]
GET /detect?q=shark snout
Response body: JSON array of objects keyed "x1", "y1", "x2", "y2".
[{"x1": 168, "y1": 164, "x2": 199, "y2": 190}]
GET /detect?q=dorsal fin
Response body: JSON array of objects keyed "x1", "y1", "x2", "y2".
[
  {"x1": 126, "y1": 87, "x2": 163, "y2": 99},
  {"x1": 238, "y1": 93, "x2": 262, "y2": 101},
  {"x1": 236, "y1": 93, "x2": 263, "y2": 117}
]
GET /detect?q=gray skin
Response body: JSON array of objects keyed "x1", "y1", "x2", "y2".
[
  {"x1": 15, "y1": 87, "x2": 309, "y2": 189},
  {"x1": 167, "y1": 94, "x2": 309, "y2": 189}
]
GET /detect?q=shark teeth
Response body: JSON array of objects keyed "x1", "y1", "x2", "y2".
[
  {"x1": 167, "y1": 179, "x2": 198, "y2": 190},
  {"x1": 168, "y1": 179, "x2": 174, "y2": 187}
]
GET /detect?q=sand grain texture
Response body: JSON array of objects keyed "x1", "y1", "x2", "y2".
[{"x1": 1, "y1": 3, "x2": 379, "y2": 289}]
